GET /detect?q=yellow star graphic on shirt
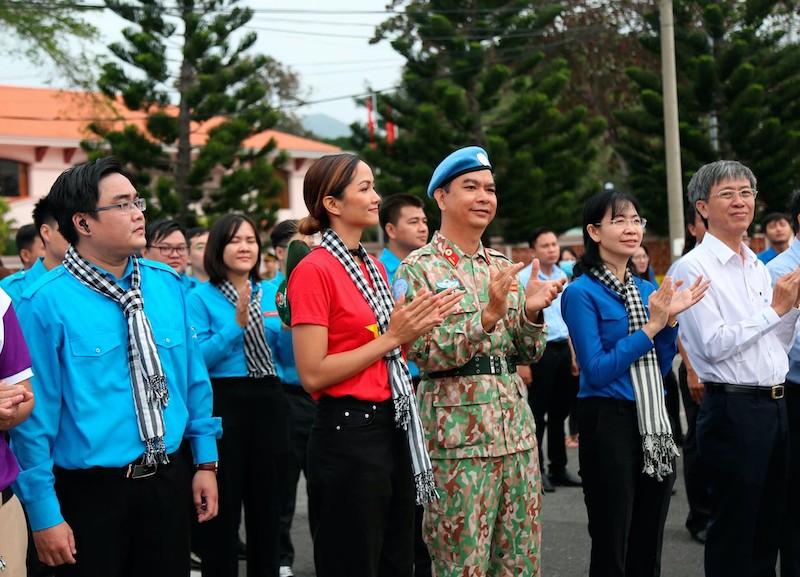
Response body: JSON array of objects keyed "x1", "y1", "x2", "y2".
[{"x1": 365, "y1": 323, "x2": 379, "y2": 339}]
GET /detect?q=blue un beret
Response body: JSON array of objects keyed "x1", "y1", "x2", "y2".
[{"x1": 427, "y1": 146, "x2": 493, "y2": 197}]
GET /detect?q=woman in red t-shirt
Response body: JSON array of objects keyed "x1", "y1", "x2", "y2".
[{"x1": 288, "y1": 153, "x2": 460, "y2": 577}]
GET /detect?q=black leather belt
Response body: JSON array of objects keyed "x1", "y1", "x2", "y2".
[
  {"x1": 1, "y1": 485, "x2": 12, "y2": 506},
  {"x1": 705, "y1": 382, "x2": 785, "y2": 400},
  {"x1": 428, "y1": 356, "x2": 518, "y2": 379},
  {"x1": 55, "y1": 451, "x2": 178, "y2": 480}
]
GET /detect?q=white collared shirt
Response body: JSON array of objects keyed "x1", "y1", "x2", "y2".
[{"x1": 671, "y1": 232, "x2": 800, "y2": 387}]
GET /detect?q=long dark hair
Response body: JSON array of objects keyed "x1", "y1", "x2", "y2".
[
  {"x1": 575, "y1": 189, "x2": 643, "y2": 278},
  {"x1": 205, "y1": 213, "x2": 262, "y2": 286}
]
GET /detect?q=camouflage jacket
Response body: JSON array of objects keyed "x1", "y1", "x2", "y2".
[{"x1": 395, "y1": 231, "x2": 547, "y2": 460}]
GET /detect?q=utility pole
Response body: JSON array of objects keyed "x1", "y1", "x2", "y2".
[{"x1": 660, "y1": 0, "x2": 685, "y2": 260}]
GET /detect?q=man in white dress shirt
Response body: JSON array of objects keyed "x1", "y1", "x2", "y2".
[{"x1": 672, "y1": 160, "x2": 800, "y2": 577}]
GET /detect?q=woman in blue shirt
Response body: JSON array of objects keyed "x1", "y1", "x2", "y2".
[
  {"x1": 561, "y1": 190, "x2": 707, "y2": 577},
  {"x1": 188, "y1": 213, "x2": 287, "y2": 577}
]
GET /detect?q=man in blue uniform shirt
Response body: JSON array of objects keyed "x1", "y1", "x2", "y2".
[
  {"x1": 9, "y1": 157, "x2": 221, "y2": 575},
  {"x1": 0, "y1": 195, "x2": 69, "y2": 305}
]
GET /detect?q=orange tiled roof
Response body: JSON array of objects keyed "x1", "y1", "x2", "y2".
[{"x1": 0, "y1": 85, "x2": 340, "y2": 153}]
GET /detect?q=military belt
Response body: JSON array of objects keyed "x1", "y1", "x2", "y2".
[{"x1": 428, "y1": 356, "x2": 518, "y2": 379}]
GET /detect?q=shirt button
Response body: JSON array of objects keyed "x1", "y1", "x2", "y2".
[
  {"x1": 95, "y1": 348, "x2": 101, "y2": 353},
  {"x1": 166, "y1": 338, "x2": 171, "y2": 343}
]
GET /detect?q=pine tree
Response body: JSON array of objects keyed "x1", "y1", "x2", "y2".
[
  {"x1": 354, "y1": 0, "x2": 606, "y2": 242},
  {"x1": 83, "y1": 0, "x2": 302, "y2": 228},
  {"x1": 614, "y1": 0, "x2": 800, "y2": 231}
]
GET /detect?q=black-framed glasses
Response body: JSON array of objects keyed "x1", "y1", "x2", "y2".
[
  {"x1": 93, "y1": 198, "x2": 147, "y2": 215},
  {"x1": 150, "y1": 244, "x2": 188, "y2": 256}
]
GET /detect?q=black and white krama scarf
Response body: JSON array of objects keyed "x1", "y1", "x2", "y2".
[
  {"x1": 63, "y1": 246, "x2": 170, "y2": 465},
  {"x1": 217, "y1": 280, "x2": 277, "y2": 379},
  {"x1": 321, "y1": 228, "x2": 437, "y2": 504},
  {"x1": 589, "y1": 264, "x2": 680, "y2": 481}
]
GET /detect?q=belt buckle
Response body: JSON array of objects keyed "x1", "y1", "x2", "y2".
[
  {"x1": 489, "y1": 356, "x2": 502, "y2": 375},
  {"x1": 772, "y1": 385, "x2": 785, "y2": 400},
  {"x1": 126, "y1": 463, "x2": 157, "y2": 479}
]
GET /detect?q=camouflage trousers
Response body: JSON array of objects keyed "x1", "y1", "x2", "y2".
[{"x1": 424, "y1": 449, "x2": 542, "y2": 577}]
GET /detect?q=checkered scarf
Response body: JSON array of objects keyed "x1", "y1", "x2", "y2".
[
  {"x1": 63, "y1": 246, "x2": 170, "y2": 466},
  {"x1": 217, "y1": 280, "x2": 277, "y2": 379},
  {"x1": 321, "y1": 228, "x2": 437, "y2": 504},
  {"x1": 589, "y1": 264, "x2": 679, "y2": 481}
]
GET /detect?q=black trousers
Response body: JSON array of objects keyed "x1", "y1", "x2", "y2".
[
  {"x1": 782, "y1": 382, "x2": 800, "y2": 577},
  {"x1": 53, "y1": 452, "x2": 191, "y2": 577},
  {"x1": 697, "y1": 389, "x2": 789, "y2": 577},
  {"x1": 279, "y1": 386, "x2": 316, "y2": 567},
  {"x1": 663, "y1": 368, "x2": 683, "y2": 444},
  {"x1": 578, "y1": 397, "x2": 674, "y2": 577},
  {"x1": 677, "y1": 363, "x2": 710, "y2": 536},
  {"x1": 198, "y1": 376, "x2": 288, "y2": 577},
  {"x1": 529, "y1": 341, "x2": 574, "y2": 474},
  {"x1": 308, "y1": 396, "x2": 415, "y2": 577}
]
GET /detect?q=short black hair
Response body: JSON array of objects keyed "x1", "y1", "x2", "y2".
[
  {"x1": 270, "y1": 219, "x2": 299, "y2": 249},
  {"x1": 527, "y1": 227, "x2": 557, "y2": 249},
  {"x1": 48, "y1": 156, "x2": 136, "y2": 246},
  {"x1": 762, "y1": 212, "x2": 791, "y2": 231},
  {"x1": 32, "y1": 196, "x2": 57, "y2": 243},
  {"x1": 576, "y1": 189, "x2": 643, "y2": 278},
  {"x1": 145, "y1": 220, "x2": 187, "y2": 247},
  {"x1": 187, "y1": 227, "x2": 208, "y2": 243},
  {"x1": 379, "y1": 193, "x2": 425, "y2": 234},
  {"x1": 205, "y1": 213, "x2": 262, "y2": 286},
  {"x1": 15, "y1": 224, "x2": 39, "y2": 254}
]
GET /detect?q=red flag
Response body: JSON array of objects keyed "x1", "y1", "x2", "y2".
[
  {"x1": 386, "y1": 104, "x2": 395, "y2": 146},
  {"x1": 366, "y1": 96, "x2": 376, "y2": 149}
]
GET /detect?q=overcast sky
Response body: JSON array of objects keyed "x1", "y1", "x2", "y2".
[{"x1": 0, "y1": 1, "x2": 405, "y2": 126}]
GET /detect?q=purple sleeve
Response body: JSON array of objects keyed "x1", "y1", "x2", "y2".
[{"x1": 1, "y1": 305, "x2": 32, "y2": 382}]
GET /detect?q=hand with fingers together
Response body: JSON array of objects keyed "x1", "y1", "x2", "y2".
[{"x1": 524, "y1": 257, "x2": 566, "y2": 320}]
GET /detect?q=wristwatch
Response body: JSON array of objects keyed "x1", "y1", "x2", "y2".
[{"x1": 195, "y1": 461, "x2": 219, "y2": 474}]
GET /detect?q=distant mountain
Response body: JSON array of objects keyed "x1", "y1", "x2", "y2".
[{"x1": 302, "y1": 114, "x2": 352, "y2": 139}]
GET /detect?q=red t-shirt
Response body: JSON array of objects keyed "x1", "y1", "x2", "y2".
[{"x1": 288, "y1": 247, "x2": 391, "y2": 402}]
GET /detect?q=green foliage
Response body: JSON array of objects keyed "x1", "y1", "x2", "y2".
[
  {"x1": 0, "y1": 198, "x2": 13, "y2": 255},
  {"x1": 359, "y1": 0, "x2": 607, "y2": 242},
  {"x1": 0, "y1": 0, "x2": 98, "y2": 86},
  {"x1": 613, "y1": 0, "x2": 800, "y2": 233},
  {"x1": 83, "y1": 0, "x2": 304, "y2": 229}
]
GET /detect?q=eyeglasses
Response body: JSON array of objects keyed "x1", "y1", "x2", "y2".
[
  {"x1": 715, "y1": 188, "x2": 758, "y2": 201},
  {"x1": 150, "y1": 244, "x2": 188, "y2": 256},
  {"x1": 594, "y1": 218, "x2": 647, "y2": 230},
  {"x1": 93, "y1": 198, "x2": 147, "y2": 214}
]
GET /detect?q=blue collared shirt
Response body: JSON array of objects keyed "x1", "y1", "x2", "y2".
[
  {"x1": 0, "y1": 259, "x2": 47, "y2": 305},
  {"x1": 767, "y1": 239, "x2": 800, "y2": 383},
  {"x1": 758, "y1": 246, "x2": 778, "y2": 264},
  {"x1": 562, "y1": 273, "x2": 678, "y2": 401},
  {"x1": 187, "y1": 280, "x2": 280, "y2": 379},
  {"x1": 10, "y1": 258, "x2": 221, "y2": 531},
  {"x1": 519, "y1": 263, "x2": 569, "y2": 342},
  {"x1": 378, "y1": 247, "x2": 420, "y2": 379}
]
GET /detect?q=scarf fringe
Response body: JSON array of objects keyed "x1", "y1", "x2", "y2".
[
  {"x1": 641, "y1": 433, "x2": 680, "y2": 481},
  {"x1": 394, "y1": 395, "x2": 411, "y2": 429},
  {"x1": 414, "y1": 470, "x2": 439, "y2": 505},
  {"x1": 147, "y1": 375, "x2": 169, "y2": 406},
  {"x1": 142, "y1": 437, "x2": 170, "y2": 466}
]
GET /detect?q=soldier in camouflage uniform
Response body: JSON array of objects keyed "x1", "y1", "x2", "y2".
[{"x1": 394, "y1": 146, "x2": 563, "y2": 577}]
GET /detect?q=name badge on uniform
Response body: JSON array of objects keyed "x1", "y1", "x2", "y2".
[{"x1": 392, "y1": 278, "x2": 409, "y2": 301}]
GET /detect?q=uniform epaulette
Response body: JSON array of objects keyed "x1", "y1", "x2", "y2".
[
  {"x1": 21, "y1": 266, "x2": 64, "y2": 300},
  {"x1": 400, "y1": 244, "x2": 436, "y2": 266},
  {"x1": 139, "y1": 258, "x2": 181, "y2": 279}
]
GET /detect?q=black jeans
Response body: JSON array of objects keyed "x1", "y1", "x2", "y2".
[
  {"x1": 308, "y1": 395, "x2": 415, "y2": 577},
  {"x1": 578, "y1": 397, "x2": 674, "y2": 577},
  {"x1": 677, "y1": 362, "x2": 710, "y2": 536},
  {"x1": 782, "y1": 382, "x2": 800, "y2": 577},
  {"x1": 54, "y1": 453, "x2": 191, "y2": 577}
]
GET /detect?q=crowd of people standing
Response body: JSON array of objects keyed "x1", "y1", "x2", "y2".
[{"x1": 0, "y1": 148, "x2": 798, "y2": 577}]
